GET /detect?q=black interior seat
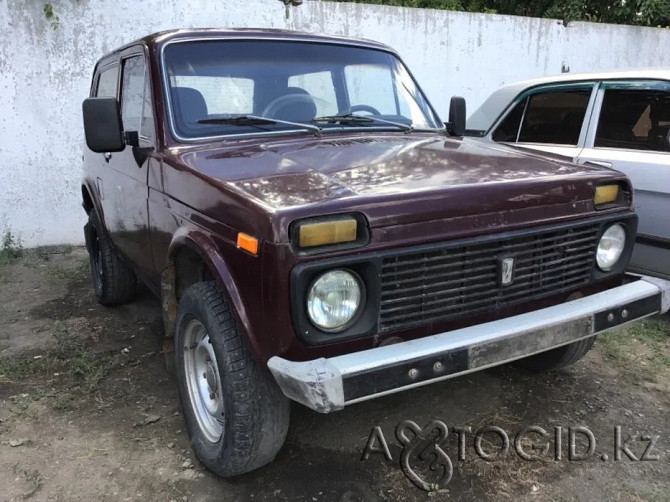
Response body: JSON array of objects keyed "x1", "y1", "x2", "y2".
[{"x1": 172, "y1": 87, "x2": 208, "y2": 133}]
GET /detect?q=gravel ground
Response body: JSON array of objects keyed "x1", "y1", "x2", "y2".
[{"x1": 0, "y1": 246, "x2": 669, "y2": 502}]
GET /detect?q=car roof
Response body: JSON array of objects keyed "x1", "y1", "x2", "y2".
[
  {"x1": 99, "y1": 28, "x2": 396, "y2": 60},
  {"x1": 467, "y1": 67, "x2": 670, "y2": 132}
]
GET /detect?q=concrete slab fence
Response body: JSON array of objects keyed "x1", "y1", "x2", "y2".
[{"x1": 1, "y1": 0, "x2": 669, "y2": 245}]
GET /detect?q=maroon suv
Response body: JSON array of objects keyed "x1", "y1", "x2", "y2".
[{"x1": 81, "y1": 29, "x2": 670, "y2": 477}]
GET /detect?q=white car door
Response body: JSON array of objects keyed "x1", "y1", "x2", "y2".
[{"x1": 577, "y1": 81, "x2": 670, "y2": 279}]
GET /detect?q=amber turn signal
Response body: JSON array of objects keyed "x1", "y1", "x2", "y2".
[
  {"x1": 299, "y1": 219, "x2": 358, "y2": 248},
  {"x1": 237, "y1": 233, "x2": 259, "y2": 255},
  {"x1": 594, "y1": 185, "x2": 620, "y2": 205}
]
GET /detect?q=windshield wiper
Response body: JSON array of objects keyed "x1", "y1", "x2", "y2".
[
  {"x1": 312, "y1": 113, "x2": 413, "y2": 132},
  {"x1": 198, "y1": 115, "x2": 322, "y2": 136}
]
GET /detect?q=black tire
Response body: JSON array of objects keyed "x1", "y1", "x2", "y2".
[
  {"x1": 175, "y1": 281, "x2": 290, "y2": 477},
  {"x1": 515, "y1": 336, "x2": 596, "y2": 372},
  {"x1": 84, "y1": 210, "x2": 136, "y2": 305}
]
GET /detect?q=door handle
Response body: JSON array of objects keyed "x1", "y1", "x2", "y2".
[
  {"x1": 587, "y1": 160, "x2": 612, "y2": 168},
  {"x1": 104, "y1": 152, "x2": 112, "y2": 163}
]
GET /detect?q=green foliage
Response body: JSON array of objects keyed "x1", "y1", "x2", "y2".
[
  {"x1": 0, "y1": 230, "x2": 22, "y2": 266},
  {"x1": 327, "y1": 0, "x2": 494, "y2": 12},
  {"x1": 327, "y1": 0, "x2": 670, "y2": 27},
  {"x1": 43, "y1": 2, "x2": 59, "y2": 29}
]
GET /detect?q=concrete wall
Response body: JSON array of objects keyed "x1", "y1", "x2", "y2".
[{"x1": 2, "y1": 0, "x2": 670, "y2": 246}]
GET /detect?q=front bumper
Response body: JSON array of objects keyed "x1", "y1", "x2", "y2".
[{"x1": 268, "y1": 275, "x2": 670, "y2": 413}]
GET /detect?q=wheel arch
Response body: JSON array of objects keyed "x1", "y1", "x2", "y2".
[
  {"x1": 82, "y1": 184, "x2": 94, "y2": 214},
  {"x1": 162, "y1": 229, "x2": 261, "y2": 360},
  {"x1": 81, "y1": 181, "x2": 107, "y2": 230}
]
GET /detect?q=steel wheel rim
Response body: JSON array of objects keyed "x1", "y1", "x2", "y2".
[{"x1": 183, "y1": 319, "x2": 225, "y2": 443}]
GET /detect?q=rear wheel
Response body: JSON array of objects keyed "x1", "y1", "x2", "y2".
[
  {"x1": 515, "y1": 336, "x2": 596, "y2": 372},
  {"x1": 175, "y1": 281, "x2": 290, "y2": 477},
  {"x1": 84, "y1": 211, "x2": 136, "y2": 305}
]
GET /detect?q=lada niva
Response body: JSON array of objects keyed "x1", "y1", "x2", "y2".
[{"x1": 81, "y1": 29, "x2": 670, "y2": 476}]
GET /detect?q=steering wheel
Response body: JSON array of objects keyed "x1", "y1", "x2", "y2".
[
  {"x1": 262, "y1": 94, "x2": 316, "y2": 118},
  {"x1": 348, "y1": 104, "x2": 381, "y2": 115}
]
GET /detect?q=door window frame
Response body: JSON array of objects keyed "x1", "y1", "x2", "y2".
[
  {"x1": 487, "y1": 82, "x2": 599, "y2": 148},
  {"x1": 584, "y1": 79, "x2": 670, "y2": 155}
]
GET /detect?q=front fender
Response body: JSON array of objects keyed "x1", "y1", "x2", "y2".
[{"x1": 165, "y1": 227, "x2": 264, "y2": 362}]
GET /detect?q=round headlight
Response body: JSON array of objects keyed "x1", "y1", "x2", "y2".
[
  {"x1": 307, "y1": 270, "x2": 362, "y2": 331},
  {"x1": 597, "y1": 224, "x2": 626, "y2": 271}
]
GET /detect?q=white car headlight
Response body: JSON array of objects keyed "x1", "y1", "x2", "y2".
[
  {"x1": 596, "y1": 224, "x2": 626, "y2": 271},
  {"x1": 307, "y1": 269, "x2": 362, "y2": 331}
]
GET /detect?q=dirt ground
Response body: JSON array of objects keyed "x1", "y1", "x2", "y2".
[{"x1": 1, "y1": 246, "x2": 669, "y2": 502}]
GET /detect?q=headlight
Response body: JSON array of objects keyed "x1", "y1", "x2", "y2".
[
  {"x1": 596, "y1": 224, "x2": 626, "y2": 271},
  {"x1": 307, "y1": 269, "x2": 362, "y2": 331}
]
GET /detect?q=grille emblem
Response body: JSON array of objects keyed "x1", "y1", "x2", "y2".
[{"x1": 499, "y1": 257, "x2": 515, "y2": 286}]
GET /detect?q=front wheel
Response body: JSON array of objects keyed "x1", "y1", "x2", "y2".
[
  {"x1": 515, "y1": 336, "x2": 596, "y2": 372},
  {"x1": 175, "y1": 281, "x2": 290, "y2": 477}
]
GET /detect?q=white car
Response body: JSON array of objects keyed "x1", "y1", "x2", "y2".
[{"x1": 468, "y1": 69, "x2": 670, "y2": 280}]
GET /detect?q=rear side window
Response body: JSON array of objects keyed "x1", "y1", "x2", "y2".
[
  {"x1": 288, "y1": 71, "x2": 338, "y2": 116},
  {"x1": 96, "y1": 66, "x2": 118, "y2": 97},
  {"x1": 493, "y1": 88, "x2": 591, "y2": 146},
  {"x1": 345, "y1": 64, "x2": 397, "y2": 115},
  {"x1": 171, "y1": 75, "x2": 255, "y2": 115},
  {"x1": 595, "y1": 89, "x2": 670, "y2": 152}
]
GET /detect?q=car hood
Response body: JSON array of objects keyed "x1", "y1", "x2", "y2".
[{"x1": 168, "y1": 133, "x2": 629, "y2": 242}]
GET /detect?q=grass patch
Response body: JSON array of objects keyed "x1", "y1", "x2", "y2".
[
  {"x1": 0, "y1": 230, "x2": 22, "y2": 266},
  {"x1": 597, "y1": 316, "x2": 670, "y2": 382},
  {"x1": 0, "y1": 321, "x2": 125, "y2": 392},
  {"x1": 45, "y1": 257, "x2": 90, "y2": 282}
]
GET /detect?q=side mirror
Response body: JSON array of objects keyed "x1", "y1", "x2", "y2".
[
  {"x1": 447, "y1": 96, "x2": 466, "y2": 137},
  {"x1": 82, "y1": 97, "x2": 125, "y2": 153}
]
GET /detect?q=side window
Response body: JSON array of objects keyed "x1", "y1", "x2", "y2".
[
  {"x1": 172, "y1": 76, "x2": 254, "y2": 115},
  {"x1": 345, "y1": 64, "x2": 397, "y2": 115},
  {"x1": 96, "y1": 65, "x2": 118, "y2": 97},
  {"x1": 515, "y1": 89, "x2": 591, "y2": 145},
  {"x1": 121, "y1": 56, "x2": 154, "y2": 143},
  {"x1": 492, "y1": 97, "x2": 527, "y2": 142},
  {"x1": 288, "y1": 71, "x2": 337, "y2": 116},
  {"x1": 595, "y1": 89, "x2": 670, "y2": 153},
  {"x1": 121, "y1": 56, "x2": 145, "y2": 132}
]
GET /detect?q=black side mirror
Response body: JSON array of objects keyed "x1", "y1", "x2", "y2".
[
  {"x1": 82, "y1": 97, "x2": 125, "y2": 153},
  {"x1": 447, "y1": 96, "x2": 466, "y2": 137}
]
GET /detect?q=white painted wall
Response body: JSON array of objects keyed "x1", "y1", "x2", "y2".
[{"x1": 1, "y1": 0, "x2": 669, "y2": 246}]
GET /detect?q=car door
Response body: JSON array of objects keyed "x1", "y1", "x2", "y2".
[
  {"x1": 577, "y1": 81, "x2": 670, "y2": 279},
  {"x1": 487, "y1": 83, "x2": 598, "y2": 159},
  {"x1": 85, "y1": 60, "x2": 119, "y2": 221},
  {"x1": 102, "y1": 49, "x2": 155, "y2": 277}
]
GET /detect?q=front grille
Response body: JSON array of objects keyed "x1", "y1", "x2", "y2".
[{"x1": 379, "y1": 222, "x2": 600, "y2": 333}]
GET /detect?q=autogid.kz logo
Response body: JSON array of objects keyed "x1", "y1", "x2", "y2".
[{"x1": 361, "y1": 420, "x2": 661, "y2": 492}]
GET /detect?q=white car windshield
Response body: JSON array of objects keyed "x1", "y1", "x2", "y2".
[{"x1": 163, "y1": 39, "x2": 442, "y2": 139}]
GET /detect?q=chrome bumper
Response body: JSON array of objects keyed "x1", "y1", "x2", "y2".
[{"x1": 268, "y1": 276, "x2": 670, "y2": 413}]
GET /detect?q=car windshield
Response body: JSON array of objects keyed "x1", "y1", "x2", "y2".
[{"x1": 163, "y1": 40, "x2": 442, "y2": 139}]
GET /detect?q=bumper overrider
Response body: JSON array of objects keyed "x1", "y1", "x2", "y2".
[{"x1": 268, "y1": 275, "x2": 670, "y2": 413}]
